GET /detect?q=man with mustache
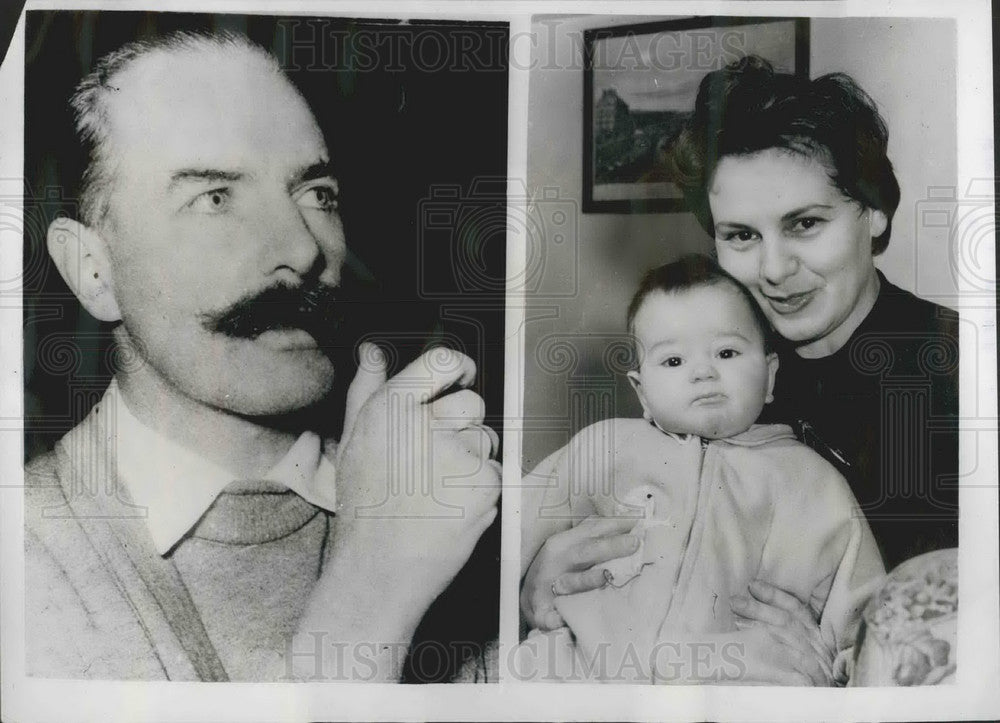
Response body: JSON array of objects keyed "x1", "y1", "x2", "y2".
[{"x1": 25, "y1": 30, "x2": 500, "y2": 682}]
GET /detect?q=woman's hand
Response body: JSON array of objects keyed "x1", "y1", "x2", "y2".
[
  {"x1": 730, "y1": 580, "x2": 836, "y2": 685},
  {"x1": 521, "y1": 516, "x2": 640, "y2": 631}
]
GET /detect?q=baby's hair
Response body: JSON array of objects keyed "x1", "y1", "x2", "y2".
[{"x1": 626, "y1": 254, "x2": 775, "y2": 366}]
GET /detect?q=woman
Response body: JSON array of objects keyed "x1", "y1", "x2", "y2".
[{"x1": 521, "y1": 56, "x2": 959, "y2": 685}]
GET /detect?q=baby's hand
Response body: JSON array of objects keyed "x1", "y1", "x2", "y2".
[{"x1": 521, "y1": 515, "x2": 640, "y2": 631}]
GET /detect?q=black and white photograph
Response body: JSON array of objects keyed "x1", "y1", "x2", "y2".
[
  {"x1": 0, "y1": 2, "x2": 997, "y2": 722},
  {"x1": 15, "y1": 9, "x2": 507, "y2": 685},
  {"x1": 518, "y1": 8, "x2": 994, "y2": 698}
]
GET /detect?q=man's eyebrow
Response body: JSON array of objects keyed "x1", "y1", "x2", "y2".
[
  {"x1": 291, "y1": 160, "x2": 337, "y2": 186},
  {"x1": 168, "y1": 169, "x2": 245, "y2": 191}
]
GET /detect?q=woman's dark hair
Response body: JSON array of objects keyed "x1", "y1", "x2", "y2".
[
  {"x1": 627, "y1": 254, "x2": 775, "y2": 365},
  {"x1": 670, "y1": 56, "x2": 900, "y2": 255}
]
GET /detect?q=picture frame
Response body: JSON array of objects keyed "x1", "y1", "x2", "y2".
[{"x1": 583, "y1": 16, "x2": 810, "y2": 214}]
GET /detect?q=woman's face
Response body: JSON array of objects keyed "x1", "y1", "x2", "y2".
[{"x1": 709, "y1": 149, "x2": 887, "y2": 358}]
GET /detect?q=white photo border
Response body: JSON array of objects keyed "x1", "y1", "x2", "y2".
[{"x1": 1, "y1": 1, "x2": 996, "y2": 721}]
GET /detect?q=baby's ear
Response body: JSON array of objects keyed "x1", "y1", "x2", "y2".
[
  {"x1": 626, "y1": 370, "x2": 653, "y2": 422},
  {"x1": 764, "y1": 352, "x2": 779, "y2": 404},
  {"x1": 626, "y1": 369, "x2": 642, "y2": 395}
]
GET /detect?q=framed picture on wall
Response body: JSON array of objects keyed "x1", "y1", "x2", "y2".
[{"x1": 583, "y1": 16, "x2": 810, "y2": 214}]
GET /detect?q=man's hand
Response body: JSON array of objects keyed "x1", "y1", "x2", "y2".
[
  {"x1": 521, "y1": 515, "x2": 639, "y2": 631},
  {"x1": 337, "y1": 343, "x2": 500, "y2": 598},
  {"x1": 730, "y1": 579, "x2": 835, "y2": 685},
  {"x1": 289, "y1": 343, "x2": 499, "y2": 682}
]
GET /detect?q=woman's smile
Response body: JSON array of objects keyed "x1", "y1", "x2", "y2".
[{"x1": 759, "y1": 289, "x2": 817, "y2": 315}]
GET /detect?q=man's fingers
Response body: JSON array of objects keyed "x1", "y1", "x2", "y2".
[
  {"x1": 391, "y1": 348, "x2": 476, "y2": 402},
  {"x1": 453, "y1": 425, "x2": 500, "y2": 459},
  {"x1": 470, "y1": 504, "x2": 498, "y2": 537},
  {"x1": 428, "y1": 389, "x2": 486, "y2": 427},
  {"x1": 552, "y1": 567, "x2": 610, "y2": 596},
  {"x1": 429, "y1": 388, "x2": 496, "y2": 457},
  {"x1": 341, "y1": 342, "x2": 388, "y2": 444},
  {"x1": 443, "y1": 458, "x2": 501, "y2": 519},
  {"x1": 748, "y1": 580, "x2": 818, "y2": 627}
]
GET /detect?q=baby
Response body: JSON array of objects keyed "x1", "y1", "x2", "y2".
[{"x1": 517, "y1": 256, "x2": 885, "y2": 684}]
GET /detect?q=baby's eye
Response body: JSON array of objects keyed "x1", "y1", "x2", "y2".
[
  {"x1": 187, "y1": 188, "x2": 231, "y2": 214},
  {"x1": 296, "y1": 182, "x2": 339, "y2": 212},
  {"x1": 718, "y1": 348, "x2": 740, "y2": 359},
  {"x1": 662, "y1": 356, "x2": 683, "y2": 367}
]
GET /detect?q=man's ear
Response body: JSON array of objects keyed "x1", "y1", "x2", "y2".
[
  {"x1": 764, "y1": 352, "x2": 780, "y2": 404},
  {"x1": 626, "y1": 370, "x2": 653, "y2": 422},
  {"x1": 47, "y1": 217, "x2": 121, "y2": 322}
]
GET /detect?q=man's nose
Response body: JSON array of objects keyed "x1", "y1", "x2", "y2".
[
  {"x1": 261, "y1": 198, "x2": 346, "y2": 284},
  {"x1": 758, "y1": 237, "x2": 797, "y2": 286}
]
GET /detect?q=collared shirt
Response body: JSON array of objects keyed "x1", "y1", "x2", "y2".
[{"x1": 104, "y1": 380, "x2": 338, "y2": 555}]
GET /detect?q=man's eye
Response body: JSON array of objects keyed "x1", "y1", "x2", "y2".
[
  {"x1": 718, "y1": 348, "x2": 740, "y2": 359},
  {"x1": 188, "y1": 188, "x2": 231, "y2": 214},
  {"x1": 662, "y1": 356, "x2": 683, "y2": 367},
  {"x1": 297, "y1": 183, "x2": 339, "y2": 212}
]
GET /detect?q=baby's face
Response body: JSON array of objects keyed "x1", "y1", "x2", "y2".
[{"x1": 627, "y1": 283, "x2": 778, "y2": 439}]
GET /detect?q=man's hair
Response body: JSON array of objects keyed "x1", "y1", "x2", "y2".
[
  {"x1": 70, "y1": 30, "x2": 281, "y2": 228},
  {"x1": 626, "y1": 254, "x2": 775, "y2": 365},
  {"x1": 670, "y1": 55, "x2": 900, "y2": 255}
]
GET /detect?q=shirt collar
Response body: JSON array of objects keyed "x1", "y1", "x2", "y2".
[{"x1": 106, "y1": 380, "x2": 337, "y2": 555}]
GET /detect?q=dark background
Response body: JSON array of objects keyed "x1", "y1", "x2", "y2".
[{"x1": 22, "y1": 10, "x2": 507, "y2": 683}]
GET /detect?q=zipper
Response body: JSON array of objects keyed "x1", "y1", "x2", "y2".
[{"x1": 661, "y1": 436, "x2": 708, "y2": 623}]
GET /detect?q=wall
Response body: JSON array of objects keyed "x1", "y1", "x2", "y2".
[
  {"x1": 521, "y1": 15, "x2": 958, "y2": 469},
  {"x1": 811, "y1": 17, "x2": 958, "y2": 300}
]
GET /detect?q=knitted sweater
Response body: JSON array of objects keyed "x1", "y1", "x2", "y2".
[
  {"x1": 24, "y1": 403, "x2": 495, "y2": 682},
  {"x1": 24, "y1": 401, "x2": 332, "y2": 680}
]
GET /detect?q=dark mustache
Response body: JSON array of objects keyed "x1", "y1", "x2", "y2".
[{"x1": 201, "y1": 282, "x2": 342, "y2": 343}]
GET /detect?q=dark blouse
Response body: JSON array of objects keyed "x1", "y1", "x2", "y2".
[{"x1": 762, "y1": 271, "x2": 960, "y2": 570}]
